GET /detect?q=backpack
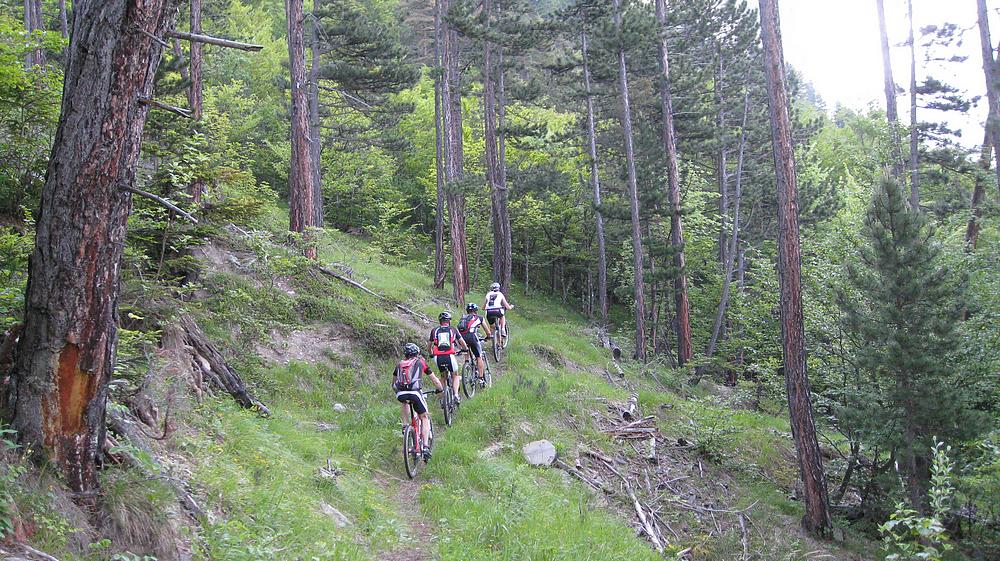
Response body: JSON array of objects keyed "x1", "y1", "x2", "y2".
[
  {"x1": 396, "y1": 357, "x2": 421, "y2": 391},
  {"x1": 434, "y1": 326, "x2": 454, "y2": 352},
  {"x1": 457, "y1": 314, "x2": 474, "y2": 334}
]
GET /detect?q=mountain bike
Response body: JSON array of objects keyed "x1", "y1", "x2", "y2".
[
  {"x1": 402, "y1": 389, "x2": 439, "y2": 479},
  {"x1": 492, "y1": 321, "x2": 509, "y2": 362},
  {"x1": 441, "y1": 370, "x2": 458, "y2": 427},
  {"x1": 461, "y1": 340, "x2": 493, "y2": 399}
]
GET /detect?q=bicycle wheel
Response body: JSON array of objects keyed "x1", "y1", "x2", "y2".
[
  {"x1": 502, "y1": 322, "x2": 510, "y2": 349},
  {"x1": 462, "y1": 359, "x2": 476, "y2": 398},
  {"x1": 442, "y1": 387, "x2": 454, "y2": 427},
  {"x1": 403, "y1": 424, "x2": 421, "y2": 479},
  {"x1": 493, "y1": 333, "x2": 502, "y2": 362},
  {"x1": 483, "y1": 356, "x2": 493, "y2": 389}
]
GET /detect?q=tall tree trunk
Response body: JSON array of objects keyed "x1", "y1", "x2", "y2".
[
  {"x1": 758, "y1": 0, "x2": 832, "y2": 536},
  {"x1": 484, "y1": 0, "x2": 511, "y2": 294},
  {"x1": 907, "y1": 0, "x2": 919, "y2": 209},
  {"x1": 308, "y1": 0, "x2": 324, "y2": 226},
  {"x1": 976, "y1": 0, "x2": 1000, "y2": 199},
  {"x1": 58, "y1": 0, "x2": 68, "y2": 39},
  {"x1": 188, "y1": 0, "x2": 206, "y2": 204},
  {"x1": 12, "y1": 0, "x2": 179, "y2": 498},
  {"x1": 876, "y1": 0, "x2": 906, "y2": 182},
  {"x1": 287, "y1": 0, "x2": 318, "y2": 259},
  {"x1": 23, "y1": 0, "x2": 45, "y2": 67},
  {"x1": 581, "y1": 25, "x2": 608, "y2": 326},
  {"x1": 705, "y1": 91, "x2": 750, "y2": 364},
  {"x1": 655, "y1": 0, "x2": 692, "y2": 365},
  {"x1": 716, "y1": 48, "x2": 729, "y2": 266},
  {"x1": 442, "y1": 0, "x2": 468, "y2": 302},
  {"x1": 433, "y1": 0, "x2": 447, "y2": 289},
  {"x1": 612, "y1": 0, "x2": 647, "y2": 360},
  {"x1": 966, "y1": 134, "x2": 991, "y2": 250}
]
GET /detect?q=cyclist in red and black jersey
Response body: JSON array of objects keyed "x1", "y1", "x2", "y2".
[
  {"x1": 428, "y1": 311, "x2": 469, "y2": 403},
  {"x1": 458, "y1": 303, "x2": 491, "y2": 383},
  {"x1": 393, "y1": 343, "x2": 443, "y2": 460}
]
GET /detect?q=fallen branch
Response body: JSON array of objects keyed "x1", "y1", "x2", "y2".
[
  {"x1": 138, "y1": 97, "x2": 193, "y2": 119},
  {"x1": 179, "y1": 314, "x2": 270, "y2": 416},
  {"x1": 166, "y1": 30, "x2": 264, "y2": 51},
  {"x1": 123, "y1": 186, "x2": 198, "y2": 224},
  {"x1": 554, "y1": 458, "x2": 608, "y2": 493},
  {"x1": 317, "y1": 265, "x2": 432, "y2": 324},
  {"x1": 622, "y1": 392, "x2": 639, "y2": 421},
  {"x1": 19, "y1": 544, "x2": 63, "y2": 561}
]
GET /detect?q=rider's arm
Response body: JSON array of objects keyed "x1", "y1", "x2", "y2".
[
  {"x1": 483, "y1": 319, "x2": 493, "y2": 337},
  {"x1": 423, "y1": 359, "x2": 443, "y2": 391},
  {"x1": 455, "y1": 328, "x2": 468, "y2": 350},
  {"x1": 503, "y1": 294, "x2": 514, "y2": 310}
]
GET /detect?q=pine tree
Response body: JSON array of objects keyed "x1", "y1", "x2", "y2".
[{"x1": 836, "y1": 177, "x2": 984, "y2": 510}]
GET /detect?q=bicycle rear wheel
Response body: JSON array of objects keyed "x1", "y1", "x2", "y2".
[
  {"x1": 403, "y1": 424, "x2": 421, "y2": 479},
  {"x1": 462, "y1": 359, "x2": 476, "y2": 398},
  {"x1": 442, "y1": 387, "x2": 454, "y2": 426},
  {"x1": 493, "y1": 333, "x2": 502, "y2": 362},
  {"x1": 483, "y1": 357, "x2": 493, "y2": 388},
  {"x1": 502, "y1": 322, "x2": 510, "y2": 349}
]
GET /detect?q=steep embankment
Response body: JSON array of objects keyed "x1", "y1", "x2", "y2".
[{"x1": 6, "y1": 224, "x2": 876, "y2": 561}]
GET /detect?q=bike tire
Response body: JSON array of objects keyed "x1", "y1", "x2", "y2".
[
  {"x1": 462, "y1": 360, "x2": 476, "y2": 398},
  {"x1": 493, "y1": 333, "x2": 502, "y2": 362},
  {"x1": 502, "y1": 323, "x2": 510, "y2": 349},
  {"x1": 442, "y1": 387, "x2": 454, "y2": 427},
  {"x1": 403, "y1": 425, "x2": 421, "y2": 479},
  {"x1": 484, "y1": 357, "x2": 493, "y2": 389}
]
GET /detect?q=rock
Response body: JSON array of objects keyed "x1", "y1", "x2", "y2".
[
  {"x1": 333, "y1": 403, "x2": 347, "y2": 413},
  {"x1": 522, "y1": 439, "x2": 556, "y2": 466},
  {"x1": 319, "y1": 502, "x2": 351, "y2": 527}
]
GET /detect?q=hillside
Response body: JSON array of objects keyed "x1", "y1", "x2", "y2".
[{"x1": 2, "y1": 217, "x2": 876, "y2": 561}]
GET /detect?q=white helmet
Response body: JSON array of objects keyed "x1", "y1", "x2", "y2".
[{"x1": 490, "y1": 282, "x2": 501, "y2": 291}]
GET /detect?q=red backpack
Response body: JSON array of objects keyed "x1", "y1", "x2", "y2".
[{"x1": 396, "y1": 357, "x2": 422, "y2": 391}]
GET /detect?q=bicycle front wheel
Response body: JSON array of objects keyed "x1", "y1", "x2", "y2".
[{"x1": 403, "y1": 425, "x2": 421, "y2": 479}]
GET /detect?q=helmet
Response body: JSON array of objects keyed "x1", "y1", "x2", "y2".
[
  {"x1": 466, "y1": 303, "x2": 478, "y2": 313},
  {"x1": 438, "y1": 311, "x2": 452, "y2": 322},
  {"x1": 490, "y1": 282, "x2": 501, "y2": 291},
  {"x1": 403, "y1": 343, "x2": 420, "y2": 358}
]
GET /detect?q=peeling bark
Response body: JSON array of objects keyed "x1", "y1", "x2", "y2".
[
  {"x1": 287, "y1": 0, "x2": 319, "y2": 259},
  {"x1": 12, "y1": 0, "x2": 180, "y2": 497}
]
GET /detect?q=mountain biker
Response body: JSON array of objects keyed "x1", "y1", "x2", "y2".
[
  {"x1": 484, "y1": 282, "x2": 514, "y2": 346},
  {"x1": 393, "y1": 343, "x2": 444, "y2": 461},
  {"x1": 428, "y1": 311, "x2": 468, "y2": 403},
  {"x1": 458, "y1": 303, "x2": 492, "y2": 383}
]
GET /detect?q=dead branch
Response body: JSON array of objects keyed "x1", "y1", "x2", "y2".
[
  {"x1": 123, "y1": 186, "x2": 198, "y2": 224},
  {"x1": 166, "y1": 30, "x2": 264, "y2": 51},
  {"x1": 554, "y1": 458, "x2": 608, "y2": 494},
  {"x1": 19, "y1": 544, "x2": 63, "y2": 561},
  {"x1": 622, "y1": 392, "x2": 639, "y2": 421},
  {"x1": 138, "y1": 96, "x2": 193, "y2": 119},
  {"x1": 317, "y1": 265, "x2": 432, "y2": 324}
]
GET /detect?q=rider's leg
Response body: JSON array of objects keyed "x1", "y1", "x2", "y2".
[
  {"x1": 477, "y1": 355, "x2": 485, "y2": 378},
  {"x1": 419, "y1": 412, "x2": 432, "y2": 448},
  {"x1": 400, "y1": 402, "x2": 409, "y2": 429},
  {"x1": 452, "y1": 371, "x2": 461, "y2": 397}
]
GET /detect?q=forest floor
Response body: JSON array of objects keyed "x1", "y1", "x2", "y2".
[{"x1": 6, "y1": 222, "x2": 882, "y2": 561}]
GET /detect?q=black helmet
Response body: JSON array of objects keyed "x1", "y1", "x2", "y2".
[
  {"x1": 466, "y1": 303, "x2": 478, "y2": 313},
  {"x1": 438, "y1": 311, "x2": 452, "y2": 323},
  {"x1": 403, "y1": 343, "x2": 420, "y2": 358},
  {"x1": 490, "y1": 282, "x2": 501, "y2": 291}
]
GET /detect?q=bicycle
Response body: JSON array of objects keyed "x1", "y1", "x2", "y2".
[
  {"x1": 461, "y1": 340, "x2": 493, "y2": 399},
  {"x1": 402, "y1": 389, "x2": 440, "y2": 479},
  {"x1": 492, "y1": 321, "x2": 509, "y2": 362},
  {"x1": 441, "y1": 370, "x2": 458, "y2": 427}
]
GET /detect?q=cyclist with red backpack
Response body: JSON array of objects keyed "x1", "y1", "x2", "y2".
[
  {"x1": 393, "y1": 343, "x2": 444, "y2": 461},
  {"x1": 428, "y1": 311, "x2": 469, "y2": 403},
  {"x1": 458, "y1": 303, "x2": 491, "y2": 383}
]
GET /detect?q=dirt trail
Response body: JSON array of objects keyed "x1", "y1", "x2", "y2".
[{"x1": 380, "y1": 477, "x2": 437, "y2": 561}]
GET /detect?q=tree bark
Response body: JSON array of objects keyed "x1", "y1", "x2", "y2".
[
  {"x1": 287, "y1": 0, "x2": 319, "y2": 259},
  {"x1": 876, "y1": 0, "x2": 906, "y2": 182},
  {"x1": 188, "y1": 0, "x2": 205, "y2": 204},
  {"x1": 433, "y1": 0, "x2": 447, "y2": 289},
  {"x1": 977, "y1": 0, "x2": 1000, "y2": 199},
  {"x1": 484, "y1": 0, "x2": 512, "y2": 294},
  {"x1": 11, "y1": 0, "x2": 180, "y2": 498},
  {"x1": 705, "y1": 91, "x2": 749, "y2": 364},
  {"x1": 581, "y1": 25, "x2": 608, "y2": 326},
  {"x1": 716, "y1": 49, "x2": 729, "y2": 266},
  {"x1": 965, "y1": 134, "x2": 991, "y2": 250},
  {"x1": 23, "y1": 0, "x2": 46, "y2": 67},
  {"x1": 758, "y1": 0, "x2": 832, "y2": 536},
  {"x1": 442, "y1": 0, "x2": 468, "y2": 302},
  {"x1": 58, "y1": 0, "x2": 69, "y2": 39},
  {"x1": 907, "y1": 0, "x2": 919, "y2": 209},
  {"x1": 308, "y1": 0, "x2": 324, "y2": 227},
  {"x1": 655, "y1": 0, "x2": 692, "y2": 366}
]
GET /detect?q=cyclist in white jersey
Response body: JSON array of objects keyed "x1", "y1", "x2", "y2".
[{"x1": 483, "y1": 282, "x2": 514, "y2": 347}]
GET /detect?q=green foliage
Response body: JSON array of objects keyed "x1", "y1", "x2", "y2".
[{"x1": 879, "y1": 440, "x2": 955, "y2": 561}]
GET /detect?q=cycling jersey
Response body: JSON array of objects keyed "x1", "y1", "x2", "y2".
[
  {"x1": 458, "y1": 313, "x2": 484, "y2": 335},
  {"x1": 484, "y1": 290, "x2": 508, "y2": 311},
  {"x1": 429, "y1": 325, "x2": 461, "y2": 356}
]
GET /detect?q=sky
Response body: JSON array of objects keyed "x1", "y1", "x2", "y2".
[{"x1": 779, "y1": 0, "x2": 994, "y2": 146}]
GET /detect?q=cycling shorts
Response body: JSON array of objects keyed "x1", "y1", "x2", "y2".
[
  {"x1": 462, "y1": 333, "x2": 482, "y2": 358},
  {"x1": 435, "y1": 354, "x2": 458, "y2": 374},
  {"x1": 396, "y1": 390, "x2": 428, "y2": 415},
  {"x1": 486, "y1": 309, "x2": 504, "y2": 324}
]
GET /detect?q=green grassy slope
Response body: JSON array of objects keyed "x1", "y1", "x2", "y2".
[{"x1": 157, "y1": 225, "x2": 877, "y2": 561}]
